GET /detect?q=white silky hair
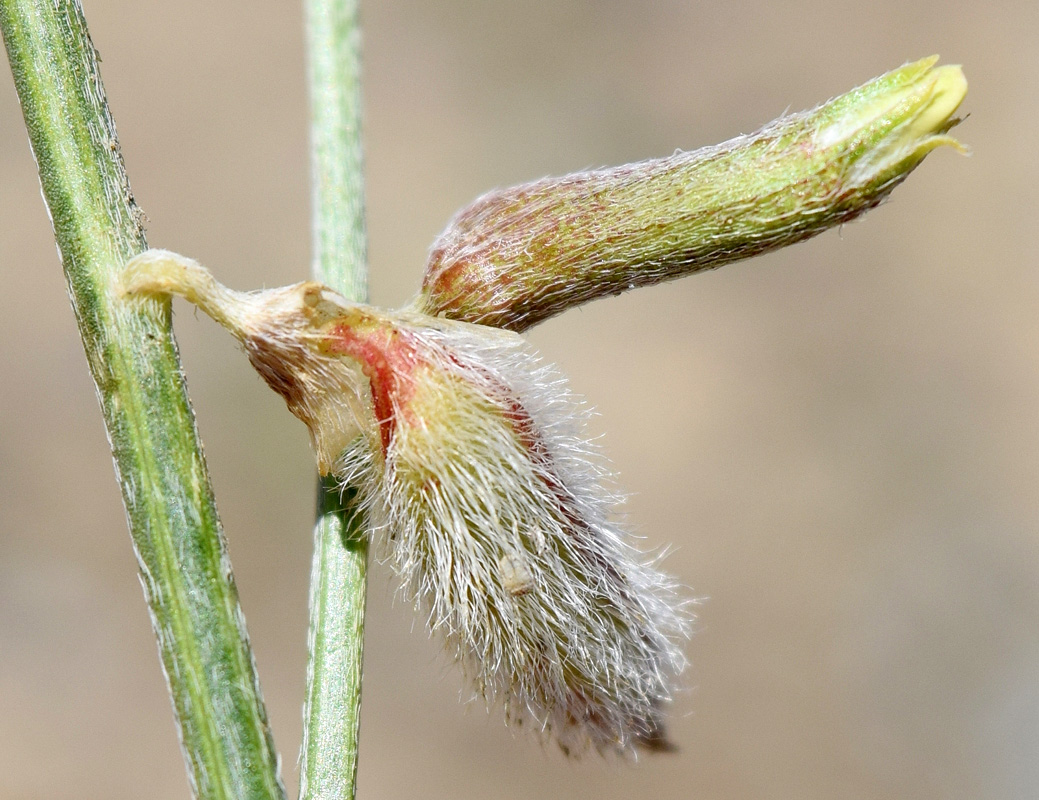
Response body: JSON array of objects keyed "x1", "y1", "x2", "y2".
[
  {"x1": 119, "y1": 251, "x2": 690, "y2": 755},
  {"x1": 334, "y1": 313, "x2": 690, "y2": 755}
]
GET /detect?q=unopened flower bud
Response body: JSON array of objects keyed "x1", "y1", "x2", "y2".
[
  {"x1": 416, "y1": 56, "x2": 967, "y2": 331},
  {"x1": 122, "y1": 250, "x2": 689, "y2": 755}
]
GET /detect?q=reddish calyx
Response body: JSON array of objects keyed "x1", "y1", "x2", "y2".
[{"x1": 322, "y1": 314, "x2": 424, "y2": 454}]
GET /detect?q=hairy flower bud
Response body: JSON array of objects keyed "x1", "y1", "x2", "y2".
[
  {"x1": 122, "y1": 250, "x2": 689, "y2": 755},
  {"x1": 416, "y1": 57, "x2": 967, "y2": 331}
]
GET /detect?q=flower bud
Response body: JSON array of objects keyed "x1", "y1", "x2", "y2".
[
  {"x1": 122, "y1": 250, "x2": 690, "y2": 755},
  {"x1": 416, "y1": 57, "x2": 967, "y2": 331}
]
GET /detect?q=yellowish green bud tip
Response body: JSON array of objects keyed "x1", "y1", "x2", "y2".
[{"x1": 817, "y1": 56, "x2": 968, "y2": 186}]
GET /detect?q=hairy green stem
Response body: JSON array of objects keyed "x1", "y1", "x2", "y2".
[
  {"x1": 300, "y1": 0, "x2": 369, "y2": 798},
  {"x1": 1, "y1": 2, "x2": 284, "y2": 798}
]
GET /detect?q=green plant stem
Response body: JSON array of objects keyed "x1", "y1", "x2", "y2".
[
  {"x1": 1, "y1": 3, "x2": 284, "y2": 798},
  {"x1": 300, "y1": 1, "x2": 369, "y2": 798}
]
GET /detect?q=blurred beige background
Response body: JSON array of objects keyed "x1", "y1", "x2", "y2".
[{"x1": 2, "y1": 1, "x2": 1037, "y2": 798}]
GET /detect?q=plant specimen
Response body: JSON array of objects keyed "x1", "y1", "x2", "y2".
[
  {"x1": 120, "y1": 58, "x2": 967, "y2": 756},
  {"x1": 2, "y1": 0, "x2": 967, "y2": 792}
]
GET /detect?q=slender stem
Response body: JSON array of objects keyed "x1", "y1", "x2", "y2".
[
  {"x1": 300, "y1": 1, "x2": 369, "y2": 798},
  {"x1": 301, "y1": 479, "x2": 368, "y2": 800},
  {"x1": 1, "y1": 3, "x2": 284, "y2": 798},
  {"x1": 307, "y1": 0, "x2": 368, "y2": 301}
]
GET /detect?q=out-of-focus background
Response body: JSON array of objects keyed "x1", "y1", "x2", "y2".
[{"x1": 2, "y1": 1, "x2": 1036, "y2": 798}]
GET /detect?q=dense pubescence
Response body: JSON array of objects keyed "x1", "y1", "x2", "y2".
[
  {"x1": 199, "y1": 278, "x2": 690, "y2": 754},
  {"x1": 330, "y1": 313, "x2": 689, "y2": 754},
  {"x1": 120, "y1": 253, "x2": 688, "y2": 751}
]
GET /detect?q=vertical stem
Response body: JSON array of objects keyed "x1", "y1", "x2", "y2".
[
  {"x1": 1, "y1": 2, "x2": 284, "y2": 799},
  {"x1": 300, "y1": 1, "x2": 369, "y2": 798},
  {"x1": 307, "y1": 0, "x2": 368, "y2": 302}
]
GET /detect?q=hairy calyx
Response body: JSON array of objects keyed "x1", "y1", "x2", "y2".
[{"x1": 121, "y1": 250, "x2": 689, "y2": 755}]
